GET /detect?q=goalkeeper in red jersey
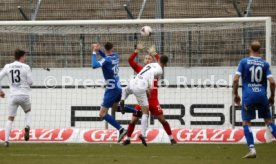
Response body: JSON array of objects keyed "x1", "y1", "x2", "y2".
[{"x1": 122, "y1": 43, "x2": 176, "y2": 146}]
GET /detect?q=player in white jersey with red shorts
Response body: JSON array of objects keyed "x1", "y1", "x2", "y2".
[
  {"x1": 120, "y1": 55, "x2": 169, "y2": 144},
  {"x1": 0, "y1": 49, "x2": 33, "y2": 147}
]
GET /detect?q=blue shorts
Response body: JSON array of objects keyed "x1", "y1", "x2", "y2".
[
  {"x1": 101, "y1": 88, "x2": 122, "y2": 109},
  {"x1": 241, "y1": 102, "x2": 272, "y2": 121}
]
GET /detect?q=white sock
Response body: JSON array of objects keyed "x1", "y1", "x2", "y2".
[
  {"x1": 5, "y1": 120, "x2": 13, "y2": 142},
  {"x1": 169, "y1": 135, "x2": 173, "y2": 140},
  {"x1": 25, "y1": 112, "x2": 32, "y2": 127},
  {"x1": 141, "y1": 114, "x2": 149, "y2": 137}
]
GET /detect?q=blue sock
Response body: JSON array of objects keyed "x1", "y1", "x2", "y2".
[
  {"x1": 125, "y1": 106, "x2": 137, "y2": 113},
  {"x1": 268, "y1": 123, "x2": 276, "y2": 138},
  {"x1": 103, "y1": 114, "x2": 122, "y2": 130},
  {"x1": 243, "y1": 125, "x2": 254, "y2": 149}
]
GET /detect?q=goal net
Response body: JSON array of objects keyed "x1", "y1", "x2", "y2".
[{"x1": 0, "y1": 17, "x2": 272, "y2": 143}]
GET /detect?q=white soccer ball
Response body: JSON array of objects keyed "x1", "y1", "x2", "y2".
[{"x1": 140, "y1": 26, "x2": 152, "y2": 36}]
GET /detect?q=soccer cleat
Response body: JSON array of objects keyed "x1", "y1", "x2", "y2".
[
  {"x1": 4, "y1": 141, "x2": 9, "y2": 147},
  {"x1": 122, "y1": 139, "x2": 131, "y2": 146},
  {"x1": 242, "y1": 149, "x2": 256, "y2": 159},
  {"x1": 120, "y1": 100, "x2": 125, "y2": 114},
  {"x1": 170, "y1": 139, "x2": 177, "y2": 145},
  {"x1": 118, "y1": 128, "x2": 127, "y2": 143},
  {"x1": 265, "y1": 126, "x2": 274, "y2": 143},
  {"x1": 24, "y1": 125, "x2": 30, "y2": 141},
  {"x1": 138, "y1": 134, "x2": 147, "y2": 147},
  {"x1": 136, "y1": 110, "x2": 142, "y2": 118}
]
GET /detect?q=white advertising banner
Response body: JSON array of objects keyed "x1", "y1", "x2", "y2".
[
  {"x1": 0, "y1": 128, "x2": 274, "y2": 144},
  {"x1": 0, "y1": 67, "x2": 275, "y2": 143}
]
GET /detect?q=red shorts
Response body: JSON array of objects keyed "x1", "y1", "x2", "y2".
[{"x1": 133, "y1": 100, "x2": 163, "y2": 116}]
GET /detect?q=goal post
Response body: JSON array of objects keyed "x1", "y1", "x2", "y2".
[
  {"x1": 0, "y1": 17, "x2": 272, "y2": 143},
  {"x1": 0, "y1": 17, "x2": 271, "y2": 62}
]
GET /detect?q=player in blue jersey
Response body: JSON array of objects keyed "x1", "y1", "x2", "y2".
[
  {"x1": 233, "y1": 40, "x2": 276, "y2": 158},
  {"x1": 91, "y1": 42, "x2": 127, "y2": 142}
]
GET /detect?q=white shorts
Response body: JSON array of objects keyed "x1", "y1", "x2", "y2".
[
  {"x1": 8, "y1": 95, "x2": 31, "y2": 117},
  {"x1": 123, "y1": 79, "x2": 148, "y2": 107}
]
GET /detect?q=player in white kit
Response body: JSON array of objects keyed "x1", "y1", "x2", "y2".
[
  {"x1": 120, "y1": 55, "x2": 169, "y2": 145},
  {"x1": 0, "y1": 49, "x2": 33, "y2": 147}
]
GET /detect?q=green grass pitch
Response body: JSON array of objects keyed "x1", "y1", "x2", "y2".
[{"x1": 0, "y1": 143, "x2": 275, "y2": 164}]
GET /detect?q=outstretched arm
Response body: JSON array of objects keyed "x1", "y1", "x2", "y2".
[
  {"x1": 148, "y1": 45, "x2": 160, "y2": 61},
  {"x1": 128, "y1": 51, "x2": 143, "y2": 73}
]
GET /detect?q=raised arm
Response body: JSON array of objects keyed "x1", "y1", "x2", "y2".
[
  {"x1": 148, "y1": 45, "x2": 160, "y2": 62},
  {"x1": 98, "y1": 49, "x2": 106, "y2": 58},
  {"x1": 128, "y1": 51, "x2": 143, "y2": 73},
  {"x1": 91, "y1": 43, "x2": 105, "y2": 69},
  {"x1": 91, "y1": 52, "x2": 105, "y2": 69},
  {"x1": 155, "y1": 53, "x2": 160, "y2": 61}
]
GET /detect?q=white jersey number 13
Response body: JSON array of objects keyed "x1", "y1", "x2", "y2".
[{"x1": 10, "y1": 69, "x2": 21, "y2": 83}]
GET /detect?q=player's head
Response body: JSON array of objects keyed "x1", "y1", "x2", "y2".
[
  {"x1": 159, "y1": 55, "x2": 169, "y2": 67},
  {"x1": 104, "y1": 42, "x2": 114, "y2": 55},
  {"x1": 144, "y1": 54, "x2": 154, "y2": 65},
  {"x1": 14, "y1": 48, "x2": 26, "y2": 63},
  {"x1": 250, "y1": 40, "x2": 261, "y2": 54}
]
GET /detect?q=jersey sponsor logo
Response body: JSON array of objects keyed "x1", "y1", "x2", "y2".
[
  {"x1": 247, "y1": 60, "x2": 264, "y2": 67},
  {"x1": 10, "y1": 65, "x2": 23, "y2": 69},
  {"x1": 252, "y1": 87, "x2": 261, "y2": 92}
]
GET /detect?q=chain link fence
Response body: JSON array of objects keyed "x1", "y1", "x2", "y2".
[{"x1": 0, "y1": 0, "x2": 275, "y2": 66}]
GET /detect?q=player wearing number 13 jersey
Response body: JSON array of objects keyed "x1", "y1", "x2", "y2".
[
  {"x1": 91, "y1": 42, "x2": 127, "y2": 142},
  {"x1": 233, "y1": 40, "x2": 276, "y2": 158},
  {"x1": 0, "y1": 49, "x2": 33, "y2": 147}
]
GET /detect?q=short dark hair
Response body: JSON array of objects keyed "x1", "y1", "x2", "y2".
[
  {"x1": 14, "y1": 48, "x2": 26, "y2": 60},
  {"x1": 250, "y1": 40, "x2": 261, "y2": 53},
  {"x1": 160, "y1": 55, "x2": 169, "y2": 66},
  {"x1": 104, "y1": 42, "x2": 113, "y2": 51}
]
